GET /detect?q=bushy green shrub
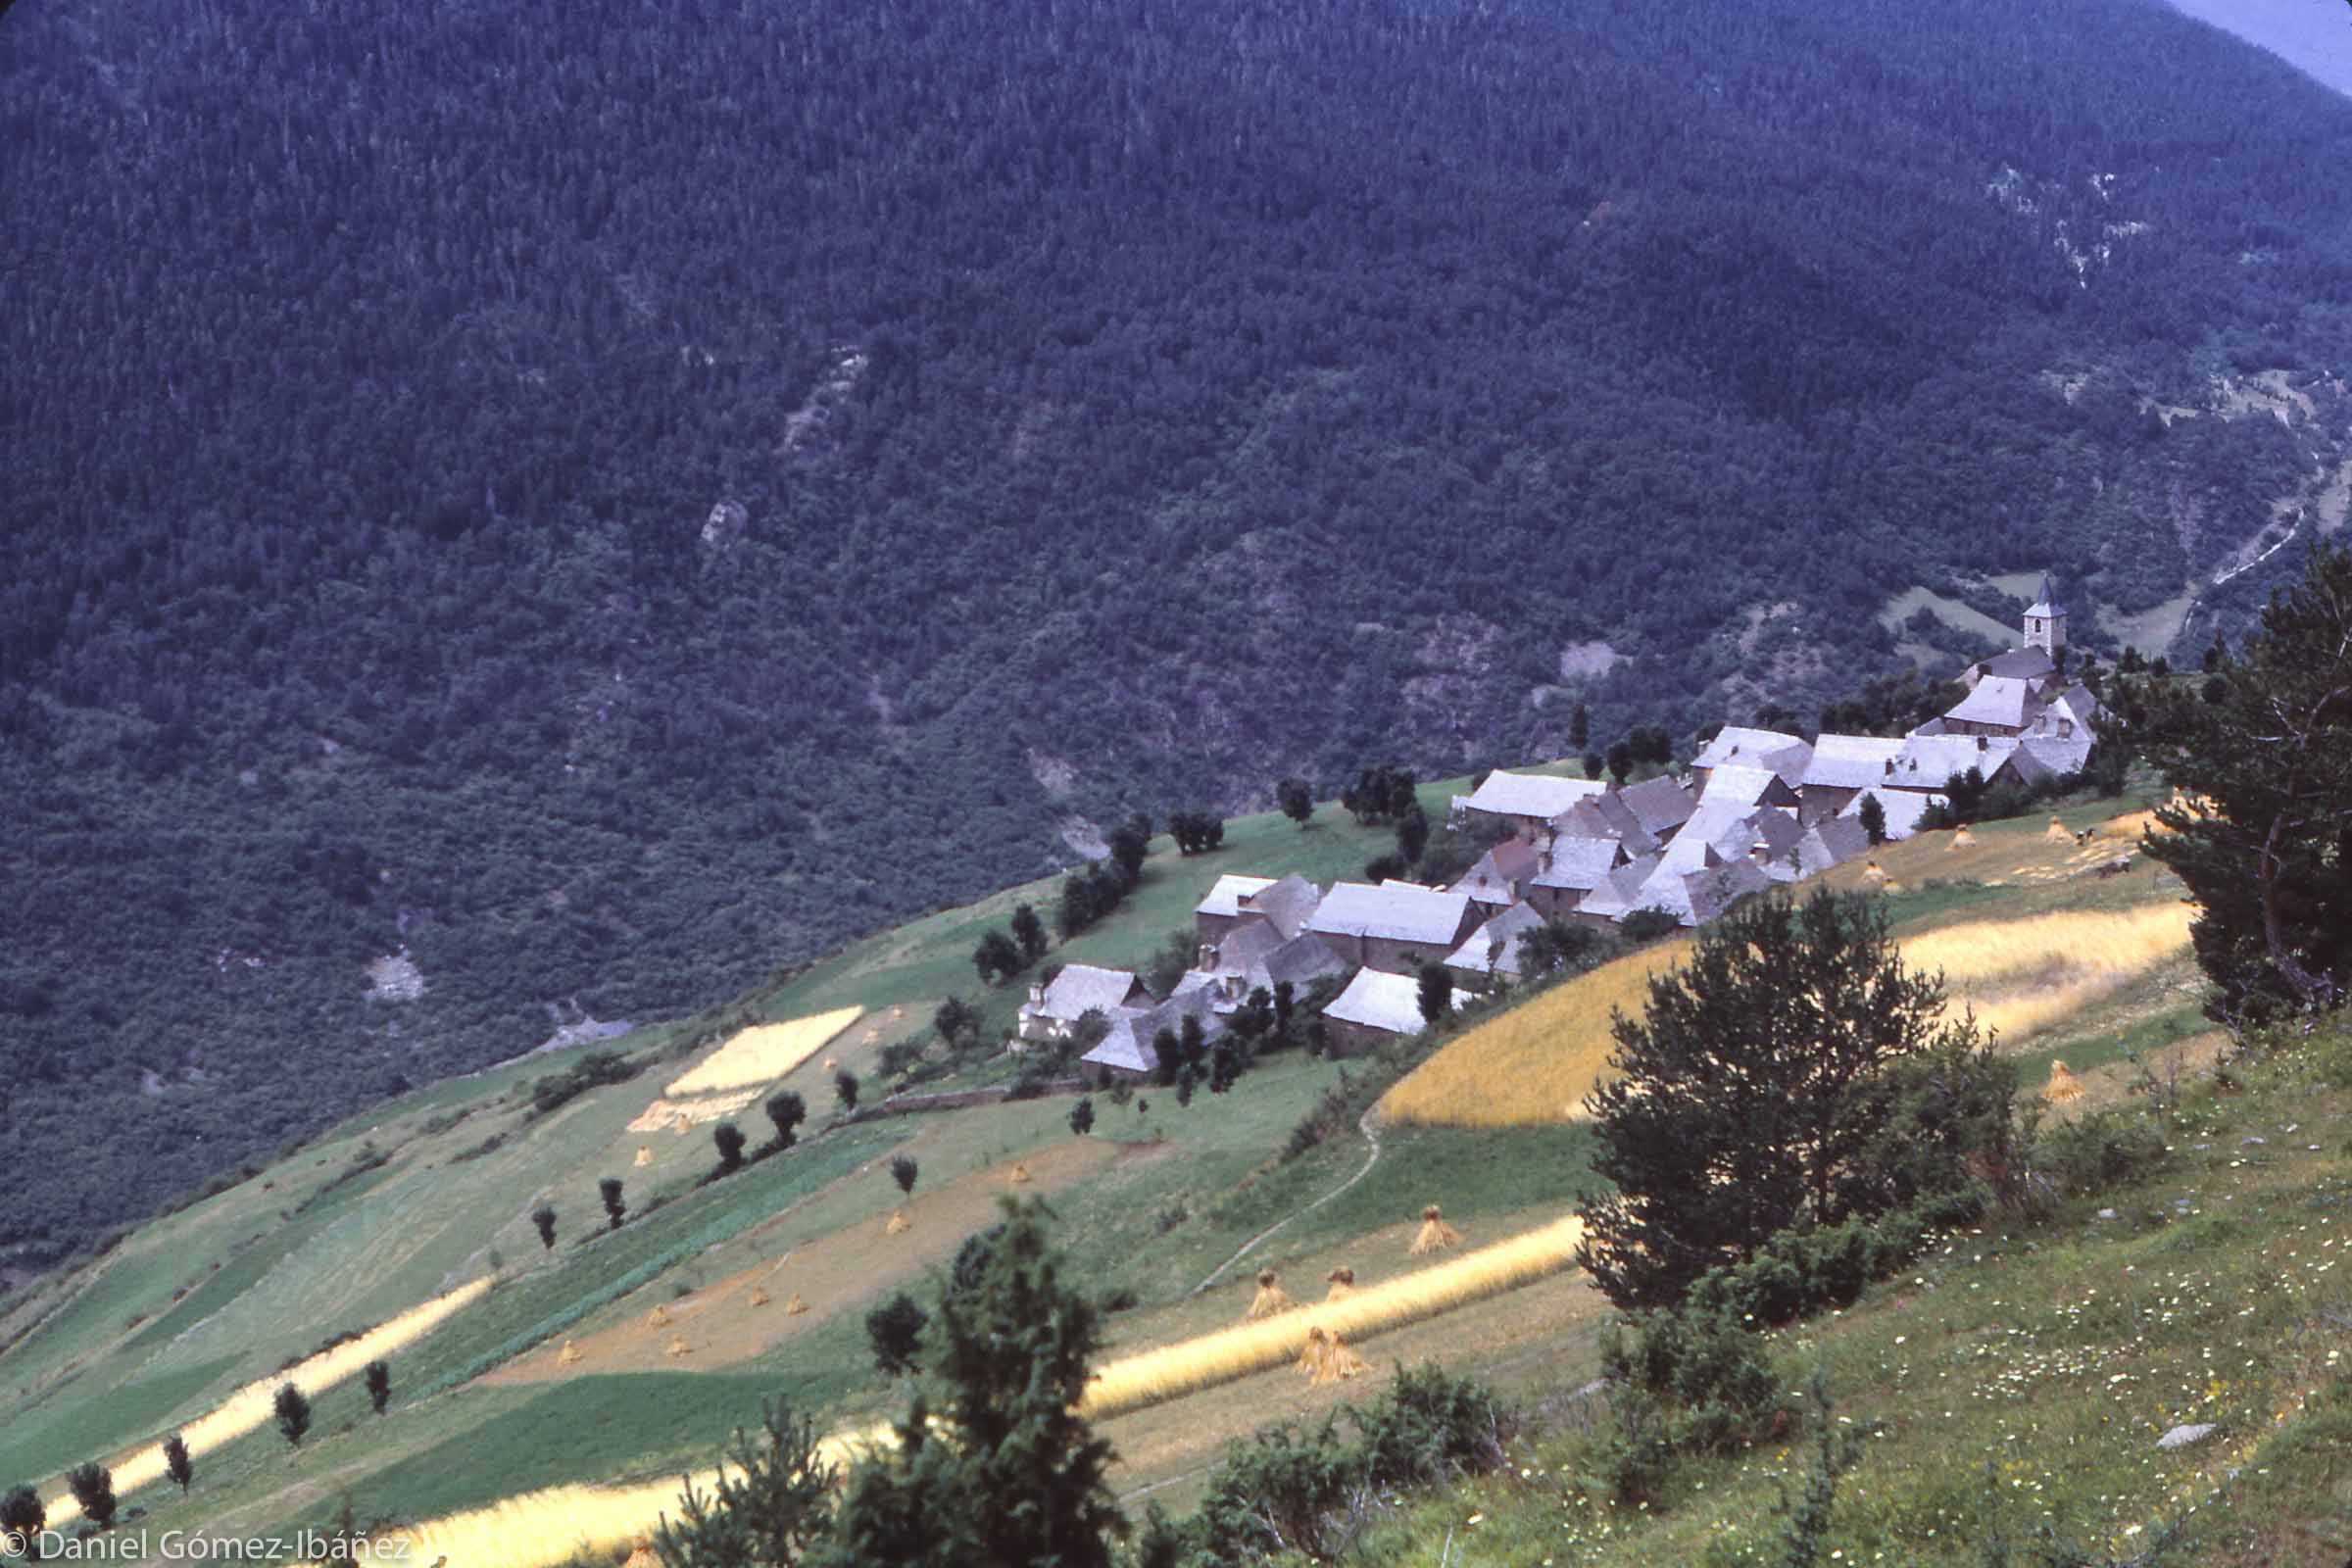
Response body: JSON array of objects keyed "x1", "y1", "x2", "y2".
[{"x1": 2035, "y1": 1108, "x2": 2168, "y2": 1196}]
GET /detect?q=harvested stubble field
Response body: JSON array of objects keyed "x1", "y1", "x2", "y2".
[{"x1": 632, "y1": 1004, "x2": 864, "y2": 1129}]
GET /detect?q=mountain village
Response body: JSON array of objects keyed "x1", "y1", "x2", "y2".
[{"x1": 1027, "y1": 578, "x2": 2106, "y2": 1082}]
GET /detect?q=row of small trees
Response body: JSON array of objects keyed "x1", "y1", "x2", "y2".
[{"x1": 1, "y1": 1367, "x2": 396, "y2": 1543}]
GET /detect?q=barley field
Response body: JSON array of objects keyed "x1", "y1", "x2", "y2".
[
  {"x1": 40, "y1": 1279, "x2": 492, "y2": 1526},
  {"x1": 665, "y1": 1006, "x2": 864, "y2": 1098},
  {"x1": 1378, "y1": 943, "x2": 1693, "y2": 1127},
  {"x1": 1908, "y1": 903, "x2": 2194, "y2": 1043},
  {"x1": 1077, "y1": 1213, "x2": 1587, "y2": 1418},
  {"x1": 369, "y1": 1422, "x2": 892, "y2": 1568}
]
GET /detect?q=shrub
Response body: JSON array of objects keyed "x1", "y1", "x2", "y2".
[
  {"x1": 274, "y1": 1383, "x2": 312, "y2": 1446},
  {"x1": 527, "y1": 1051, "x2": 638, "y2": 1117},
  {"x1": 2035, "y1": 1108, "x2": 2169, "y2": 1196}
]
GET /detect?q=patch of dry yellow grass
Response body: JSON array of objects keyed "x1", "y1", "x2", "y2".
[
  {"x1": 43, "y1": 1280, "x2": 491, "y2": 1527},
  {"x1": 1076, "y1": 1214, "x2": 1586, "y2": 1419},
  {"x1": 1906, "y1": 904, "x2": 2194, "y2": 1043},
  {"x1": 665, "y1": 1006, "x2": 863, "y2": 1098},
  {"x1": 367, "y1": 1424, "x2": 890, "y2": 1568},
  {"x1": 1378, "y1": 942, "x2": 1693, "y2": 1127}
]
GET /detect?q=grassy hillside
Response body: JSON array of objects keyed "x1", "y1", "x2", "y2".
[{"x1": 4, "y1": 776, "x2": 2299, "y2": 1563}]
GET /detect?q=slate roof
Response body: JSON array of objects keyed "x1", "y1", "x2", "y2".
[
  {"x1": 1531, "y1": 834, "x2": 1623, "y2": 892},
  {"x1": 1620, "y1": 774, "x2": 1698, "y2": 838},
  {"x1": 1994, "y1": 746, "x2": 2059, "y2": 789},
  {"x1": 1943, "y1": 675, "x2": 2041, "y2": 731},
  {"x1": 2024, "y1": 574, "x2": 2065, "y2": 619},
  {"x1": 1692, "y1": 727, "x2": 1813, "y2": 782},
  {"x1": 1306, "y1": 882, "x2": 1477, "y2": 947},
  {"x1": 1031, "y1": 964, "x2": 1148, "y2": 1022},
  {"x1": 1682, "y1": 859, "x2": 1777, "y2": 924},
  {"x1": 1796, "y1": 816, "x2": 1873, "y2": 877},
  {"x1": 1668, "y1": 800, "x2": 1755, "y2": 866},
  {"x1": 1251, "y1": 933, "x2": 1349, "y2": 994},
  {"x1": 1976, "y1": 647, "x2": 2058, "y2": 684},
  {"x1": 2021, "y1": 732, "x2": 2093, "y2": 776},
  {"x1": 1204, "y1": 917, "x2": 1286, "y2": 976},
  {"x1": 1838, "y1": 788, "x2": 1944, "y2": 841},
  {"x1": 1323, "y1": 967, "x2": 1442, "y2": 1037},
  {"x1": 1457, "y1": 770, "x2": 1608, "y2": 820},
  {"x1": 1570, "y1": 854, "x2": 1665, "y2": 921},
  {"x1": 1801, "y1": 734, "x2": 1905, "y2": 791},
  {"x1": 1237, "y1": 873, "x2": 1323, "y2": 939},
  {"x1": 1453, "y1": 838, "x2": 1544, "y2": 907},
  {"x1": 1700, "y1": 763, "x2": 1800, "y2": 810},
  {"x1": 1082, "y1": 989, "x2": 1223, "y2": 1075},
  {"x1": 1748, "y1": 806, "x2": 1805, "y2": 863},
  {"x1": 1445, "y1": 902, "x2": 1550, "y2": 978},
  {"x1": 1887, "y1": 734, "x2": 2018, "y2": 791},
  {"x1": 1195, "y1": 874, "x2": 1276, "y2": 920},
  {"x1": 1554, "y1": 791, "x2": 1658, "y2": 856}
]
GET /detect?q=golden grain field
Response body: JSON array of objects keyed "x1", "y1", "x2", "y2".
[
  {"x1": 665, "y1": 1006, "x2": 864, "y2": 1098},
  {"x1": 1380, "y1": 899, "x2": 2195, "y2": 1129},
  {"x1": 1078, "y1": 1214, "x2": 1587, "y2": 1418},
  {"x1": 1909, "y1": 903, "x2": 2194, "y2": 1042},
  {"x1": 1377, "y1": 943, "x2": 1692, "y2": 1127},
  {"x1": 365, "y1": 1423, "x2": 892, "y2": 1568},
  {"x1": 42, "y1": 1279, "x2": 492, "y2": 1527}
]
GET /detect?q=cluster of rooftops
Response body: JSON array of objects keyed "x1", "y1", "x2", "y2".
[{"x1": 1018, "y1": 586, "x2": 2099, "y2": 1082}]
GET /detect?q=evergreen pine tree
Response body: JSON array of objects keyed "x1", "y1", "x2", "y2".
[
  {"x1": 653, "y1": 1399, "x2": 838, "y2": 1568},
  {"x1": 2135, "y1": 541, "x2": 2352, "y2": 1019},
  {"x1": 1578, "y1": 890, "x2": 1977, "y2": 1309},
  {"x1": 1416, "y1": 963, "x2": 1454, "y2": 1027},
  {"x1": 64, "y1": 1463, "x2": 115, "y2": 1530},
  {"x1": 1856, "y1": 791, "x2": 1887, "y2": 847},
  {"x1": 812, "y1": 1200, "x2": 1122, "y2": 1568}
]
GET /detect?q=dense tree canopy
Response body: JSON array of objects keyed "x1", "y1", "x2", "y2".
[{"x1": 4, "y1": 0, "x2": 2352, "y2": 1256}]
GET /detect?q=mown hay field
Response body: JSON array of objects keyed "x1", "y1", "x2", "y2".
[
  {"x1": 40, "y1": 1279, "x2": 491, "y2": 1527},
  {"x1": 665, "y1": 1006, "x2": 863, "y2": 1099},
  {"x1": 1378, "y1": 942, "x2": 1692, "y2": 1128}
]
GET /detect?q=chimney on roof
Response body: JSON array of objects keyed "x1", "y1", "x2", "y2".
[
  {"x1": 1977, "y1": 736, "x2": 1988, "y2": 751},
  {"x1": 1028, "y1": 984, "x2": 1046, "y2": 1005}
]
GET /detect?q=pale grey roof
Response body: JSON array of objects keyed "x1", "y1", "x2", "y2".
[
  {"x1": 1323, "y1": 967, "x2": 1442, "y2": 1036},
  {"x1": 1994, "y1": 746, "x2": 2059, "y2": 788},
  {"x1": 1453, "y1": 839, "x2": 1543, "y2": 908},
  {"x1": 1700, "y1": 763, "x2": 1799, "y2": 811},
  {"x1": 2054, "y1": 684, "x2": 2100, "y2": 729},
  {"x1": 1943, "y1": 675, "x2": 2040, "y2": 731},
  {"x1": 1749, "y1": 807, "x2": 1805, "y2": 862},
  {"x1": 1887, "y1": 734, "x2": 2018, "y2": 791},
  {"x1": 1797, "y1": 817, "x2": 1873, "y2": 877},
  {"x1": 1458, "y1": 770, "x2": 1607, "y2": 820},
  {"x1": 1204, "y1": 917, "x2": 1286, "y2": 976},
  {"x1": 1977, "y1": 647, "x2": 2057, "y2": 684},
  {"x1": 1619, "y1": 774, "x2": 1697, "y2": 837},
  {"x1": 1306, "y1": 882, "x2": 1476, "y2": 946},
  {"x1": 1692, "y1": 727, "x2": 1812, "y2": 782},
  {"x1": 1683, "y1": 859, "x2": 1777, "y2": 924},
  {"x1": 2020, "y1": 732, "x2": 2093, "y2": 775},
  {"x1": 1668, "y1": 800, "x2": 1756, "y2": 867},
  {"x1": 1237, "y1": 873, "x2": 1323, "y2": 939},
  {"x1": 1839, "y1": 788, "x2": 1944, "y2": 841},
  {"x1": 1035, "y1": 964, "x2": 1147, "y2": 1022},
  {"x1": 1195, "y1": 874, "x2": 1276, "y2": 919},
  {"x1": 1570, "y1": 854, "x2": 1665, "y2": 921},
  {"x1": 1553, "y1": 790, "x2": 1657, "y2": 856},
  {"x1": 1531, "y1": 834, "x2": 1622, "y2": 892},
  {"x1": 1801, "y1": 734, "x2": 1905, "y2": 791},
  {"x1": 2024, "y1": 573, "x2": 2064, "y2": 619},
  {"x1": 1250, "y1": 933, "x2": 1348, "y2": 995},
  {"x1": 1445, "y1": 902, "x2": 1549, "y2": 978},
  {"x1": 1083, "y1": 989, "x2": 1223, "y2": 1075}
]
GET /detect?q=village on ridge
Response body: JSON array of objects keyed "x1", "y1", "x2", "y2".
[{"x1": 1019, "y1": 579, "x2": 2104, "y2": 1081}]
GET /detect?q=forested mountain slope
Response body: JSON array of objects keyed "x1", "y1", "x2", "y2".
[{"x1": 5, "y1": 0, "x2": 2352, "y2": 1261}]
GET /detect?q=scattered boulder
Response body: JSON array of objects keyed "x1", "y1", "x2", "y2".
[{"x1": 2155, "y1": 1422, "x2": 2217, "y2": 1450}]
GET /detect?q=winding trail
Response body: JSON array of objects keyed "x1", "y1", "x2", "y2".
[{"x1": 1190, "y1": 1106, "x2": 1385, "y2": 1297}]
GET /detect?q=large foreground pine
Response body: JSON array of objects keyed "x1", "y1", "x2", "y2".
[{"x1": 1577, "y1": 891, "x2": 1977, "y2": 1310}]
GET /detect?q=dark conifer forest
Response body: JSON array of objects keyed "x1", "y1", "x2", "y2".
[{"x1": 5, "y1": 0, "x2": 2352, "y2": 1260}]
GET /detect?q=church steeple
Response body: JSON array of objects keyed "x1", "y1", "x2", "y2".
[{"x1": 2023, "y1": 572, "x2": 2067, "y2": 658}]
